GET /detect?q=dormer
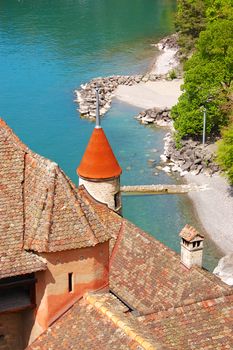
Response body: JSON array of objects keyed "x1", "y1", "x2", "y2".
[{"x1": 179, "y1": 225, "x2": 204, "y2": 269}]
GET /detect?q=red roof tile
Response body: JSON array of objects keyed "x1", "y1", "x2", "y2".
[
  {"x1": 139, "y1": 295, "x2": 233, "y2": 349},
  {"x1": 110, "y1": 219, "x2": 232, "y2": 315},
  {"x1": 0, "y1": 119, "x2": 117, "y2": 277},
  {"x1": 0, "y1": 119, "x2": 46, "y2": 278},
  {"x1": 29, "y1": 291, "x2": 233, "y2": 350},
  {"x1": 27, "y1": 293, "x2": 159, "y2": 350},
  {"x1": 77, "y1": 127, "x2": 122, "y2": 179},
  {"x1": 179, "y1": 224, "x2": 204, "y2": 242},
  {"x1": 0, "y1": 252, "x2": 46, "y2": 279}
]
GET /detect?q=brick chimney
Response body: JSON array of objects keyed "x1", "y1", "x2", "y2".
[{"x1": 179, "y1": 225, "x2": 204, "y2": 269}]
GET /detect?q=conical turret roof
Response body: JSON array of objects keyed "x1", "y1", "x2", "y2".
[{"x1": 77, "y1": 127, "x2": 122, "y2": 180}]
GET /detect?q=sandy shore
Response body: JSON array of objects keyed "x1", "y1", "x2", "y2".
[
  {"x1": 115, "y1": 45, "x2": 182, "y2": 108},
  {"x1": 116, "y1": 79, "x2": 183, "y2": 109}
]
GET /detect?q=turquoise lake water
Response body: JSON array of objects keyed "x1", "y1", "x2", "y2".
[{"x1": 0, "y1": 0, "x2": 221, "y2": 269}]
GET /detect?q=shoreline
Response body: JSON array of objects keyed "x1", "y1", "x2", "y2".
[
  {"x1": 75, "y1": 35, "x2": 233, "y2": 264},
  {"x1": 114, "y1": 38, "x2": 233, "y2": 258},
  {"x1": 115, "y1": 35, "x2": 181, "y2": 108}
]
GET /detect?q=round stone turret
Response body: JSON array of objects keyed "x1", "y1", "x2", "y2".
[{"x1": 77, "y1": 87, "x2": 122, "y2": 214}]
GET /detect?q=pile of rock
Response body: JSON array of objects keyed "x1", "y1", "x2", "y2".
[
  {"x1": 134, "y1": 107, "x2": 172, "y2": 127},
  {"x1": 74, "y1": 74, "x2": 162, "y2": 119},
  {"x1": 155, "y1": 33, "x2": 179, "y2": 51},
  {"x1": 160, "y1": 133, "x2": 220, "y2": 176}
]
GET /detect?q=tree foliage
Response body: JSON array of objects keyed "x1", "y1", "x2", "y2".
[
  {"x1": 206, "y1": 0, "x2": 233, "y2": 21},
  {"x1": 175, "y1": 0, "x2": 233, "y2": 55},
  {"x1": 172, "y1": 4, "x2": 233, "y2": 141},
  {"x1": 217, "y1": 122, "x2": 233, "y2": 184},
  {"x1": 175, "y1": 0, "x2": 208, "y2": 55}
]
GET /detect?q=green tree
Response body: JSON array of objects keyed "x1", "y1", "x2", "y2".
[
  {"x1": 206, "y1": 0, "x2": 233, "y2": 22},
  {"x1": 175, "y1": 0, "x2": 208, "y2": 55},
  {"x1": 217, "y1": 122, "x2": 233, "y2": 184},
  {"x1": 172, "y1": 18, "x2": 233, "y2": 140}
]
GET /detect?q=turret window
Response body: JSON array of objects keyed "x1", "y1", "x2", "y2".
[
  {"x1": 114, "y1": 192, "x2": 120, "y2": 209},
  {"x1": 68, "y1": 273, "x2": 73, "y2": 293}
]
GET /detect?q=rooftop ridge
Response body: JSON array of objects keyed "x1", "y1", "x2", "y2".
[
  {"x1": 179, "y1": 224, "x2": 204, "y2": 241},
  {"x1": 192, "y1": 264, "x2": 233, "y2": 292},
  {"x1": 85, "y1": 293, "x2": 163, "y2": 350},
  {"x1": 138, "y1": 294, "x2": 233, "y2": 323},
  {"x1": 0, "y1": 118, "x2": 28, "y2": 153},
  {"x1": 75, "y1": 185, "x2": 110, "y2": 242},
  {"x1": 0, "y1": 118, "x2": 59, "y2": 169},
  {"x1": 58, "y1": 169, "x2": 100, "y2": 247}
]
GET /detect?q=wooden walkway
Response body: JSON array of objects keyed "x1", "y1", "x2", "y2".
[{"x1": 120, "y1": 184, "x2": 208, "y2": 195}]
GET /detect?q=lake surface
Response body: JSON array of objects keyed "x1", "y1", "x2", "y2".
[{"x1": 0, "y1": 0, "x2": 221, "y2": 269}]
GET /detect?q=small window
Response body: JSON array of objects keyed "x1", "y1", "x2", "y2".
[{"x1": 68, "y1": 273, "x2": 73, "y2": 293}]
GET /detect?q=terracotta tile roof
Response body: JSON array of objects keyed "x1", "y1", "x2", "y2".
[
  {"x1": 139, "y1": 294, "x2": 233, "y2": 349},
  {"x1": 28, "y1": 292, "x2": 165, "y2": 350},
  {"x1": 77, "y1": 127, "x2": 122, "y2": 179},
  {"x1": 0, "y1": 251, "x2": 46, "y2": 279},
  {"x1": 23, "y1": 156, "x2": 112, "y2": 252},
  {"x1": 110, "y1": 219, "x2": 232, "y2": 315},
  {"x1": 29, "y1": 291, "x2": 233, "y2": 350},
  {"x1": 179, "y1": 224, "x2": 204, "y2": 242},
  {"x1": 0, "y1": 119, "x2": 46, "y2": 278},
  {"x1": 0, "y1": 119, "x2": 116, "y2": 277}
]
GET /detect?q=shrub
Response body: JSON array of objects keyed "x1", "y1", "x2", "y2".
[{"x1": 168, "y1": 69, "x2": 177, "y2": 80}]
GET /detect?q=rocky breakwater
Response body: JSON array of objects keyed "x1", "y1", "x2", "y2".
[
  {"x1": 134, "y1": 107, "x2": 172, "y2": 127},
  {"x1": 74, "y1": 74, "x2": 161, "y2": 119},
  {"x1": 160, "y1": 133, "x2": 220, "y2": 176}
]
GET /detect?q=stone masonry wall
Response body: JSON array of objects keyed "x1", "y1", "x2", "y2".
[{"x1": 79, "y1": 177, "x2": 121, "y2": 213}]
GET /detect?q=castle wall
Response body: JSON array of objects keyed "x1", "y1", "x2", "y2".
[
  {"x1": 79, "y1": 177, "x2": 121, "y2": 213},
  {"x1": 29, "y1": 241, "x2": 109, "y2": 344}
]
